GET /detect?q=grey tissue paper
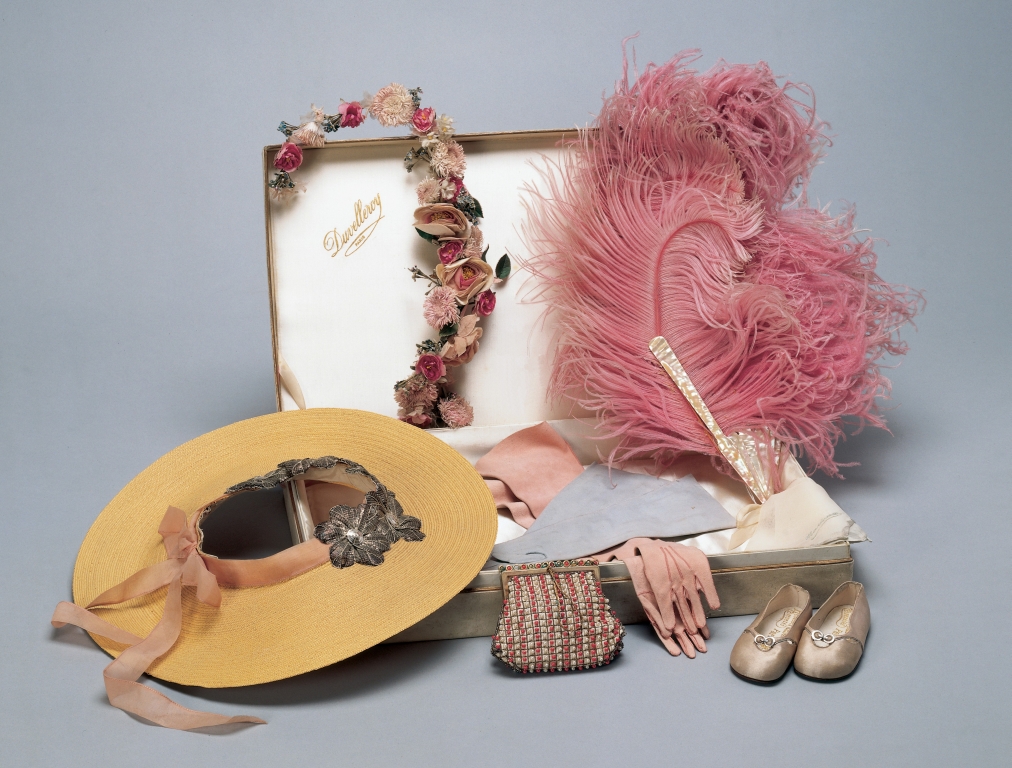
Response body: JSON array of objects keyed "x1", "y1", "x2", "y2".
[{"x1": 491, "y1": 464, "x2": 736, "y2": 563}]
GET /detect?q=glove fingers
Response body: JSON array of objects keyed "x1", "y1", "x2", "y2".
[
  {"x1": 671, "y1": 586, "x2": 700, "y2": 637},
  {"x1": 618, "y1": 540, "x2": 719, "y2": 659},
  {"x1": 695, "y1": 572, "x2": 721, "y2": 612},
  {"x1": 674, "y1": 545, "x2": 721, "y2": 611},
  {"x1": 662, "y1": 549, "x2": 700, "y2": 635},
  {"x1": 688, "y1": 630, "x2": 707, "y2": 653},
  {"x1": 643, "y1": 600, "x2": 672, "y2": 641},
  {"x1": 642, "y1": 570, "x2": 695, "y2": 654},
  {"x1": 673, "y1": 628, "x2": 697, "y2": 659},
  {"x1": 640, "y1": 542, "x2": 679, "y2": 635},
  {"x1": 668, "y1": 607, "x2": 695, "y2": 658},
  {"x1": 682, "y1": 583, "x2": 709, "y2": 632},
  {"x1": 669, "y1": 547, "x2": 718, "y2": 623},
  {"x1": 659, "y1": 633, "x2": 683, "y2": 656},
  {"x1": 669, "y1": 545, "x2": 715, "y2": 641},
  {"x1": 626, "y1": 555, "x2": 673, "y2": 642},
  {"x1": 645, "y1": 598, "x2": 682, "y2": 653}
]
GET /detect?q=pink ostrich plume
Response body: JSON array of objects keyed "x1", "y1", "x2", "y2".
[{"x1": 522, "y1": 50, "x2": 921, "y2": 479}]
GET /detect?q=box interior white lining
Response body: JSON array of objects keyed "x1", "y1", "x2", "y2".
[{"x1": 265, "y1": 131, "x2": 866, "y2": 557}]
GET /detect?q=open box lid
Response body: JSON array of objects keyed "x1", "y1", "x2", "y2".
[{"x1": 264, "y1": 129, "x2": 579, "y2": 428}]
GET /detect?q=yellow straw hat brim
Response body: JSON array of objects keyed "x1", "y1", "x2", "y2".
[{"x1": 72, "y1": 408, "x2": 497, "y2": 688}]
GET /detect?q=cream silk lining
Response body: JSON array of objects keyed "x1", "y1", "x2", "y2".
[
  {"x1": 279, "y1": 363, "x2": 864, "y2": 554},
  {"x1": 52, "y1": 505, "x2": 333, "y2": 730}
]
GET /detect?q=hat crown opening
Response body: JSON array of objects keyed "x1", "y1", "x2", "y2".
[
  {"x1": 197, "y1": 457, "x2": 378, "y2": 559},
  {"x1": 196, "y1": 486, "x2": 294, "y2": 560}
]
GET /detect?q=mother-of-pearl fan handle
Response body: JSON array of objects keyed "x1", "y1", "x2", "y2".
[{"x1": 649, "y1": 336, "x2": 773, "y2": 503}]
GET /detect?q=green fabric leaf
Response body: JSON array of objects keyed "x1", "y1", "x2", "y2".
[
  {"x1": 416, "y1": 339, "x2": 441, "y2": 355},
  {"x1": 415, "y1": 227, "x2": 436, "y2": 243},
  {"x1": 495, "y1": 254, "x2": 512, "y2": 280},
  {"x1": 454, "y1": 191, "x2": 479, "y2": 222}
]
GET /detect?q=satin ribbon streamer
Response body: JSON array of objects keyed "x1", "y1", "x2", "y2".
[
  {"x1": 278, "y1": 355, "x2": 306, "y2": 410},
  {"x1": 52, "y1": 506, "x2": 330, "y2": 730}
]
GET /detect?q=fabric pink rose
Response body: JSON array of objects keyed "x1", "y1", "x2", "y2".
[
  {"x1": 415, "y1": 353, "x2": 446, "y2": 382},
  {"x1": 271, "y1": 141, "x2": 301, "y2": 172},
  {"x1": 441, "y1": 314, "x2": 483, "y2": 366},
  {"x1": 400, "y1": 410, "x2": 434, "y2": 428},
  {"x1": 273, "y1": 142, "x2": 303, "y2": 173},
  {"x1": 437, "y1": 240, "x2": 464, "y2": 265},
  {"x1": 475, "y1": 290, "x2": 496, "y2": 317},
  {"x1": 338, "y1": 101, "x2": 365, "y2": 128},
  {"x1": 413, "y1": 204, "x2": 472, "y2": 241},
  {"x1": 412, "y1": 107, "x2": 436, "y2": 133},
  {"x1": 436, "y1": 257, "x2": 495, "y2": 304}
]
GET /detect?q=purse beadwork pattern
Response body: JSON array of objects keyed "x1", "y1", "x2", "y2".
[{"x1": 491, "y1": 560, "x2": 625, "y2": 673}]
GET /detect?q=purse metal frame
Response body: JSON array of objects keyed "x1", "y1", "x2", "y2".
[{"x1": 499, "y1": 561, "x2": 603, "y2": 597}]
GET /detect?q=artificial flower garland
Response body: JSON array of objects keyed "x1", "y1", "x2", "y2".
[{"x1": 268, "y1": 84, "x2": 510, "y2": 430}]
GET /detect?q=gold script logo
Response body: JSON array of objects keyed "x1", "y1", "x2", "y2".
[{"x1": 323, "y1": 194, "x2": 384, "y2": 258}]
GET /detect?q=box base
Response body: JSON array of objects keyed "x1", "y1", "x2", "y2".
[{"x1": 387, "y1": 544, "x2": 854, "y2": 643}]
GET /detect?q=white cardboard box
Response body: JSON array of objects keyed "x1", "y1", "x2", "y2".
[{"x1": 262, "y1": 129, "x2": 853, "y2": 634}]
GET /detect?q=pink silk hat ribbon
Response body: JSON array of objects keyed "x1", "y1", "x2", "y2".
[{"x1": 52, "y1": 505, "x2": 332, "y2": 730}]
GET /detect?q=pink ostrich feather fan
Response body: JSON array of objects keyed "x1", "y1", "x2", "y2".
[{"x1": 522, "y1": 50, "x2": 921, "y2": 479}]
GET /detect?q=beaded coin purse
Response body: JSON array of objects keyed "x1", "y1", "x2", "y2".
[{"x1": 491, "y1": 559, "x2": 625, "y2": 673}]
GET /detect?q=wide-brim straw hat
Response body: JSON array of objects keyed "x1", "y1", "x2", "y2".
[{"x1": 71, "y1": 408, "x2": 497, "y2": 688}]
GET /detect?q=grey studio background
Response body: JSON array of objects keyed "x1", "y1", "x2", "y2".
[{"x1": 1, "y1": 1, "x2": 1009, "y2": 765}]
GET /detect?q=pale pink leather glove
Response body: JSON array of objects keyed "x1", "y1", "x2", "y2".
[{"x1": 599, "y1": 539, "x2": 720, "y2": 658}]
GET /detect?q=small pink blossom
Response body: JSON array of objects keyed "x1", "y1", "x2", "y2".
[
  {"x1": 394, "y1": 374, "x2": 438, "y2": 412},
  {"x1": 412, "y1": 107, "x2": 436, "y2": 134},
  {"x1": 462, "y1": 227, "x2": 484, "y2": 260},
  {"x1": 437, "y1": 240, "x2": 464, "y2": 265},
  {"x1": 301, "y1": 105, "x2": 326, "y2": 124},
  {"x1": 416, "y1": 178, "x2": 441, "y2": 204},
  {"x1": 439, "y1": 395, "x2": 474, "y2": 428},
  {"x1": 415, "y1": 353, "x2": 446, "y2": 382},
  {"x1": 475, "y1": 290, "x2": 496, "y2": 317},
  {"x1": 292, "y1": 121, "x2": 325, "y2": 148},
  {"x1": 273, "y1": 142, "x2": 303, "y2": 173},
  {"x1": 429, "y1": 140, "x2": 466, "y2": 178},
  {"x1": 436, "y1": 113, "x2": 455, "y2": 137},
  {"x1": 338, "y1": 101, "x2": 365, "y2": 128},
  {"x1": 370, "y1": 83, "x2": 415, "y2": 127},
  {"x1": 269, "y1": 184, "x2": 300, "y2": 203},
  {"x1": 423, "y1": 286, "x2": 461, "y2": 329},
  {"x1": 441, "y1": 314, "x2": 483, "y2": 366}
]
